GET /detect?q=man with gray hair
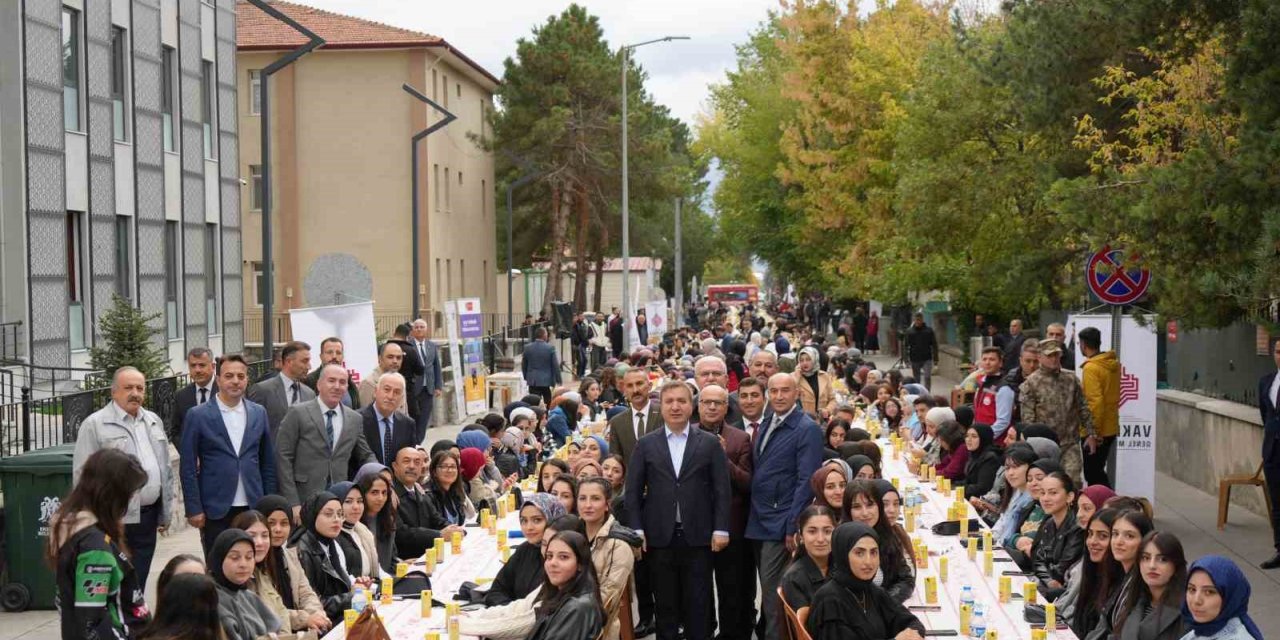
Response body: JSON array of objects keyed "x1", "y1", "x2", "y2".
[
  {"x1": 691, "y1": 355, "x2": 743, "y2": 427},
  {"x1": 73, "y1": 366, "x2": 173, "y2": 587}
]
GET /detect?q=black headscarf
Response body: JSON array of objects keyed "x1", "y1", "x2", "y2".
[
  {"x1": 829, "y1": 522, "x2": 879, "y2": 594},
  {"x1": 845, "y1": 454, "x2": 876, "y2": 479},
  {"x1": 254, "y1": 495, "x2": 295, "y2": 609},
  {"x1": 210, "y1": 529, "x2": 255, "y2": 592},
  {"x1": 327, "y1": 481, "x2": 359, "y2": 532},
  {"x1": 298, "y1": 491, "x2": 351, "y2": 587},
  {"x1": 969, "y1": 424, "x2": 994, "y2": 453},
  {"x1": 954, "y1": 405, "x2": 975, "y2": 428},
  {"x1": 1031, "y1": 459, "x2": 1063, "y2": 476}
]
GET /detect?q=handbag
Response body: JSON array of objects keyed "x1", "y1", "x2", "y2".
[{"x1": 346, "y1": 607, "x2": 392, "y2": 640}]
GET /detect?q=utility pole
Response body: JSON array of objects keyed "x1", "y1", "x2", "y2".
[{"x1": 674, "y1": 197, "x2": 682, "y2": 329}]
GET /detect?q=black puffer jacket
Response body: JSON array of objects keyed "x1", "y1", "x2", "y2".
[{"x1": 1031, "y1": 509, "x2": 1084, "y2": 588}]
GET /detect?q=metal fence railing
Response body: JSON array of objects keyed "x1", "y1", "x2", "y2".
[
  {"x1": 242, "y1": 310, "x2": 536, "y2": 346},
  {"x1": 0, "y1": 359, "x2": 270, "y2": 457}
]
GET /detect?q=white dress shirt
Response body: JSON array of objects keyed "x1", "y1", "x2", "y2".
[
  {"x1": 742, "y1": 414, "x2": 763, "y2": 439},
  {"x1": 632, "y1": 402, "x2": 651, "y2": 440},
  {"x1": 217, "y1": 395, "x2": 249, "y2": 507},
  {"x1": 1270, "y1": 372, "x2": 1280, "y2": 408},
  {"x1": 317, "y1": 397, "x2": 344, "y2": 445},
  {"x1": 195, "y1": 383, "x2": 215, "y2": 405},
  {"x1": 280, "y1": 372, "x2": 304, "y2": 405}
]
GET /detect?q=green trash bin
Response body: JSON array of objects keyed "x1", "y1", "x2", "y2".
[{"x1": 0, "y1": 444, "x2": 75, "y2": 611}]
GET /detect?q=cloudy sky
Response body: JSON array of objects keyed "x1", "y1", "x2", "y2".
[{"x1": 281, "y1": 0, "x2": 884, "y2": 126}]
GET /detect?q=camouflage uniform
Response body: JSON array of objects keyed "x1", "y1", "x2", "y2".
[{"x1": 1019, "y1": 365, "x2": 1095, "y2": 486}]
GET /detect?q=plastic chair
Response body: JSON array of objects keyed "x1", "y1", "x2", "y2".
[
  {"x1": 1217, "y1": 463, "x2": 1273, "y2": 530},
  {"x1": 777, "y1": 587, "x2": 812, "y2": 640}
]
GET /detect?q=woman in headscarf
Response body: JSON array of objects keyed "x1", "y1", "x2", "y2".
[
  {"x1": 794, "y1": 346, "x2": 837, "y2": 420},
  {"x1": 845, "y1": 454, "x2": 878, "y2": 481},
  {"x1": 498, "y1": 426, "x2": 526, "y2": 478},
  {"x1": 1181, "y1": 556, "x2": 1262, "y2": 639},
  {"x1": 572, "y1": 458, "x2": 604, "y2": 482},
  {"x1": 804, "y1": 522, "x2": 925, "y2": 640},
  {"x1": 872, "y1": 479, "x2": 904, "y2": 525},
  {"x1": 962, "y1": 424, "x2": 1002, "y2": 499},
  {"x1": 906, "y1": 406, "x2": 954, "y2": 473},
  {"x1": 458, "y1": 428, "x2": 508, "y2": 491},
  {"x1": 841, "y1": 480, "x2": 915, "y2": 603},
  {"x1": 486, "y1": 493, "x2": 566, "y2": 606},
  {"x1": 460, "y1": 447, "x2": 500, "y2": 513},
  {"x1": 810, "y1": 465, "x2": 848, "y2": 515},
  {"x1": 354, "y1": 465, "x2": 398, "y2": 575},
  {"x1": 581, "y1": 435, "x2": 609, "y2": 463},
  {"x1": 327, "y1": 481, "x2": 381, "y2": 579},
  {"x1": 208, "y1": 529, "x2": 282, "y2": 640},
  {"x1": 288, "y1": 492, "x2": 372, "y2": 623},
  {"x1": 251, "y1": 495, "x2": 328, "y2": 632}
]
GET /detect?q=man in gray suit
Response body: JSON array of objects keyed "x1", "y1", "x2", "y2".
[
  {"x1": 607, "y1": 367, "x2": 661, "y2": 464},
  {"x1": 247, "y1": 340, "x2": 316, "y2": 442},
  {"x1": 407, "y1": 318, "x2": 443, "y2": 443},
  {"x1": 521, "y1": 326, "x2": 561, "y2": 406},
  {"x1": 275, "y1": 362, "x2": 377, "y2": 520}
]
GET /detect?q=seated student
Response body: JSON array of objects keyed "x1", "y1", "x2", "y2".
[
  {"x1": 573, "y1": 458, "x2": 604, "y2": 482},
  {"x1": 288, "y1": 492, "x2": 375, "y2": 624},
  {"x1": 497, "y1": 426, "x2": 526, "y2": 478},
  {"x1": 538, "y1": 459, "x2": 571, "y2": 493},
  {"x1": 1181, "y1": 556, "x2": 1263, "y2": 640},
  {"x1": 780, "y1": 506, "x2": 838, "y2": 626},
  {"x1": 229, "y1": 510, "x2": 322, "y2": 634},
  {"x1": 845, "y1": 454, "x2": 878, "y2": 481},
  {"x1": 811, "y1": 465, "x2": 848, "y2": 515},
  {"x1": 1010, "y1": 459, "x2": 1062, "y2": 569},
  {"x1": 487, "y1": 494, "x2": 567, "y2": 606},
  {"x1": 601, "y1": 455, "x2": 627, "y2": 515},
  {"x1": 581, "y1": 435, "x2": 608, "y2": 464},
  {"x1": 872, "y1": 479, "x2": 903, "y2": 524},
  {"x1": 842, "y1": 479, "x2": 916, "y2": 602},
  {"x1": 850, "y1": 440, "x2": 883, "y2": 474},
  {"x1": 1030, "y1": 472, "x2": 1085, "y2": 599},
  {"x1": 546, "y1": 397, "x2": 579, "y2": 447},
  {"x1": 576, "y1": 477, "x2": 637, "y2": 639},
  {"x1": 154, "y1": 554, "x2": 207, "y2": 617},
  {"x1": 975, "y1": 444, "x2": 1037, "y2": 544},
  {"x1": 424, "y1": 450, "x2": 477, "y2": 527},
  {"x1": 1089, "y1": 510, "x2": 1155, "y2": 638},
  {"x1": 1111, "y1": 532, "x2": 1187, "y2": 640},
  {"x1": 1051, "y1": 484, "x2": 1116, "y2": 626},
  {"x1": 1071, "y1": 508, "x2": 1124, "y2": 637},
  {"x1": 354, "y1": 464, "x2": 399, "y2": 575},
  {"x1": 906, "y1": 407, "x2": 953, "y2": 472},
  {"x1": 824, "y1": 419, "x2": 850, "y2": 459},
  {"x1": 805, "y1": 522, "x2": 925, "y2": 640},
  {"x1": 962, "y1": 424, "x2": 1002, "y2": 499},
  {"x1": 934, "y1": 421, "x2": 970, "y2": 481},
  {"x1": 250, "y1": 496, "x2": 329, "y2": 633},
  {"x1": 208, "y1": 529, "x2": 282, "y2": 640},
  {"x1": 461, "y1": 447, "x2": 501, "y2": 513},
  {"x1": 550, "y1": 473, "x2": 579, "y2": 515},
  {"x1": 137, "y1": 573, "x2": 223, "y2": 640},
  {"x1": 328, "y1": 481, "x2": 381, "y2": 579}
]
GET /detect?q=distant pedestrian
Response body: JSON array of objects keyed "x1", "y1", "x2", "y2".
[
  {"x1": 522, "y1": 326, "x2": 562, "y2": 407},
  {"x1": 406, "y1": 319, "x2": 444, "y2": 442},
  {"x1": 903, "y1": 313, "x2": 937, "y2": 390}
]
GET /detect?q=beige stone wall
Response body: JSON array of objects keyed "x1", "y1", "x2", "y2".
[{"x1": 1157, "y1": 389, "x2": 1268, "y2": 516}]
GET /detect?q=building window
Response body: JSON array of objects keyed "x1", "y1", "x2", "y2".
[
  {"x1": 460, "y1": 258, "x2": 466, "y2": 293},
  {"x1": 432, "y1": 69, "x2": 438, "y2": 100},
  {"x1": 66, "y1": 212, "x2": 86, "y2": 349},
  {"x1": 456, "y1": 82, "x2": 461, "y2": 99},
  {"x1": 249, "y1": 165, "x2": 262, "y2": 210},
  {"x1": 110, "y1": 27, "x2": 129, "y2": 142},
  {"x1": 443, "y1": 74, "x2": 449, "y2": 109},
  {"x1": 446, "y1": 259, "x2": 453, "y2": 299},
  {"x1": 482, "y1": 179, "x2": 487, "y2": 218},
  {"x1": 205, "y1": 224, "x2": 218, "y2": 333},
  {"x1": 62, "y1": 8, "x2": 82, "y2": 131},
  {"x1": 201, "y1": 60, "x2": 217, "y2": 159},
  {"x1": 164, "y1": 221, "x2": 180, "y2": 339},
  {"x1": 251, "y1": 261, "x2": 267, "y2": 307},
  {"x1": 115, "y1": 216, "x2": 132, "y2": 300},
  {"x1": 433, "y1": 164, "x2": 440, "y2": 212},
  {"x1": 162, "y1": 47, "x2": 176, "y2": 151},
  {"x1": 249, "y1": 69, "x2": 261, "y2": 115},
  {"x1": 444, "y1": 168, "x2": 451, "y2": 212}
]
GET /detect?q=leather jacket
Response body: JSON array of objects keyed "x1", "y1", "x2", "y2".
[
  {"x1": 291, "y1": 531, "x2": 353, "y2": 622},
  {"x1": 1031, "y1": 509, "x2": 1085, "y2": 588}
]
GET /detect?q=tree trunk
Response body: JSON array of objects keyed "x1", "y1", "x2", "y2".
[
  {"x1": 572, "y1": 184, "x2": 591, "y2": 311},
  {"x1": 592, "y1": 219, "x2": 608, "y2": 313},
  {"x1": 542, "y1": 182, "x2": 570, "y2": 316}
]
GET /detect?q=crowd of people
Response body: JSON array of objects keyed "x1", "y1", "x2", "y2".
[{"x1": 44, "y1": 302, "x2": 1270, "y2": 640}]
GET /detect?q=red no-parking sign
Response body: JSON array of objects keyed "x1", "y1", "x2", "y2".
[{"x1": 1087, "y1": 245, "x2": 1150, "y2": 305}]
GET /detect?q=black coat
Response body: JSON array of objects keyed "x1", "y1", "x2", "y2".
[
  {"x1": 292, "y1": 531, "x2": 353, "y2": 622},
  {"x1": 962, "y1": 448, "x2": 1002, "y2": 500},
  {"x1": 1031, "y1": 509, "x2": 1085, "y2": 588},
  {"x1": 903, "y1": 324, "x2": 938, "y2": 363},
  {"x1": 623, "y1": 425, "x2": 731, "y2": 548},
  {"x1": 805, "y1": 580, "x2": 924, "y2": 640},
  {"x1": 171, "y1": 382, "x2": 217, "y2": 442},
  {"x1": 393, "y1": 480, "x2": 445, "y2": 558},
  {"x1": 780, "y1": 553, "x2": 829, "y2": 613},
  {"x1": 484, "y1": 541, "x2": 544, "y2": 606},
  {"x1": 356, "y1": 405, "x2": 417, "y2": 473},
  {"x1": 528, "y1": 592, "x2": 605, "y2": 640}
]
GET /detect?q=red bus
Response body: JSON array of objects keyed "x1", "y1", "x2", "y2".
[{"x1": 706, "y1": 284, "x2": 758, "y2": 305}]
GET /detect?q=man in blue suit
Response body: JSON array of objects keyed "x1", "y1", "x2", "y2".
[
  {"x1": 747, "y1": 372, "x2": 823, "y2": 640},
  {"x1": 181, "y1": 353, "x2": 277, "y2": 556},
  {"x1": 1258, "y1": 339, "x2": 1280, "y2": 569},
  {"x1": 521, "y1": 326, "x2": 561, "y2": 406}
]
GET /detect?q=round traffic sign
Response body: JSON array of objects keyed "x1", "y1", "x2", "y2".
[{"x1": 1086, "y1": 245, "x2": 1150, "y2": 305}]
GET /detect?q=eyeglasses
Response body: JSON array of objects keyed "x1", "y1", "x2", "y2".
[
  {"x1": 699, "y1": 400, "x2": 726, "y2": 407},
  {"x1": 436, "y1": 464, "x2": 459, "y2": 471}
]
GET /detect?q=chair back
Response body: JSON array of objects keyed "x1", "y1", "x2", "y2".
[{"x1": 777, "y1": 586, "x2": 812, "y2": 640}]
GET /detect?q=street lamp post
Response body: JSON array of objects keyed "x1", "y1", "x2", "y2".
[{"x1": 621, "y1": 35, "x2": 688, "y2": 354}]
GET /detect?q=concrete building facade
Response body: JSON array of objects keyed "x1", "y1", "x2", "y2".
[
  {"x1": 0, "y1": 0, "x2": 245, "y2": 376},
  {"x1": 236, "y1": 1, "x2": 499, "y2": 341}
]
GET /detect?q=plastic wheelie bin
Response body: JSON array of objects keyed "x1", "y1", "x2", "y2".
[{"x1": 0, "y1": 444, "x2": 75, "y2": 611}]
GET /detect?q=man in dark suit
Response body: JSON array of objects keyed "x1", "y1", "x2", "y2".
[
  {"x1": 625, "y1": 381, "x2": 731, "y2": 640},
  {"x1": 1258, "y1": 338, "x2": 1280, "y2": 569},
  {"x1": 356, "y1": 372, "x2": 416, "y2": 474},
  {"x1": 748, "y1": 373, "x2": 823, "y2": 640},
  {"x1": 391, "y1": 445, "x2": 463, "y2": 558},
  {"x1": 407, "y1": 318, "x2": 443, "y2": 443},
  {"x1": 608, "y1": 308, "x2": 625, "y2": 358},
  {"x1": 691, "y1": 355, "x2": 744, "y2": 427},
  {"x1": 521, "y1": 327, "x2": 561, "y2": 407},
  {"x1": 304, "y1": 336, "x2": 360, "y2": 408},
  {"x1": 171, "y1": 347, "x2": 217, "y2": 443},
  {"x1": 179, "y1": 354, "x2": 277, "y2": 555},
  {"x1": 247, "y1": 340, "x2": 316, "y2": 442},
  {"x1": 606, "y1": 366, "x2": 661, "y2": 635},
  {"x1": 390, "y1": 323, "x2": 424, "y2": 393},
  {"x1": 695, "y1": 384, "x2": 756, "y2": 640},
  {"x1": 275, "y1": 363, "x2": 376, "y2": 520}
]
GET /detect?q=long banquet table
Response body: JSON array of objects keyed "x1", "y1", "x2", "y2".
[{"x1": 324, "y1": 437, "x2": 1076, "y2": 639}]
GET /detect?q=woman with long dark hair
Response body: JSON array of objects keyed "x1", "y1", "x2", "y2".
[
  {"x1": 550, "y1": 474, "x2": 579, "y2": 515},
  {"x1": 841, "y1": 480, "x2": 915, "y2": 602},
  {"x1": 251, "y1": 495, "x2": 328, "y2": 633},
  {"x1": 1113, "y1": 532, "x2": 1187, "y2": 640},
  {"x1": 354, "y1": 465, "x2": 398, "y2": 575},
  {"x1": 486, "y1": 494, "x2": 566, "y2": 606},
  {"x1": 424, "y1": 450, "x2": 477, "y2": 526},
  {"x1": 153, "y1": 554, "x2": 204, "y2": 615},
  {"x1": 780, "y1": 505, "x2": 838, "y2": 626},
  {"x1": 136, "y1": 574, "x2": 223, "y2": 640},
  {"x1": 1090, "y1": 510, "x2": 1156, "y2": 639},
  {"x1": 1030, "y1": 472, "x2": 1084, "y2": 599},
  {"x1": 935, "y1": 421, "x2": 970, "y2": 482},
  {"x1": 49, "y1": 449, "x2": 150, "y2": 639},
  {"x1": 804, "y1": 522, "x2": 924, "y2": 640},
  {"x1": 978, "y1": 443, "x2": 1037, "y2": 544},
  {"x1": 538, "y1": 459, "x2": 571, "y2": 493},
  {"x1": 576, "y1": 478, "x2": 636, "y2": 639},
  {"x1": 327, "y1": 481, "x2": 381, "y2": 580},
  {"x1": 208, "y1": 529, "x2": 281, "y2": 640},
  {"x1": 528, "y1": 531, "x2": 606, "y2": 640},
  {"x1": 1072, "y1": 508, "x2": 1124, "y2": 637}
]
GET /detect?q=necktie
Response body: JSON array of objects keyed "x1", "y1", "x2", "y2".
[
  {"x1": 290, "y1": 382, "x2": 299, "y2": 405},
  {"x1": 749, "y1": 421, "x2": 759, "y2": 439},
  {"x1": 635, "y1": 412, "x2": 645, "y2": 440},
  {"x1": 383, "y1": 417, "x2": 393, "y2": 464},
  {"x1": 199, "y1": 387, "x2": 207, "y2": 404},
  {"x1": 324, "y1": 410, "x2": 336, "y2": 452}
]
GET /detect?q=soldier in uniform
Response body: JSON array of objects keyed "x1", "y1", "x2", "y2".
[{"x1": 1018, "y1": 340, "x2": 1097, "y2": 486}]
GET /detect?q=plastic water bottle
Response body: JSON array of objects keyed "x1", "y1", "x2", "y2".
[
  {"x1": 352, "y1": 587, "x2": 367, "y2": 613},
  {"x1": 971, "y1": 603, "x2": 987, "y2": 639},
  {"x1": 960, "y1": 584, "x2": 975, "y2": 611}
]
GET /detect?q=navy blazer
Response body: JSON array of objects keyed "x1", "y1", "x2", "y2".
[
  {"x1": 1258, "y1": 372, "x2": 1280, "y2": 465},
  {"x1": 521, "y1": 340, "x2": 562, "y2": 388},
  {"x1": 624, "y1": 424, "x2": 731, "y2": 548},
  {"x1": 745, "y1": 408, "x2": 824, "y2": 541},
  {"x1": 180, "y1": 397, "x2": 278, "y2": 520}
]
